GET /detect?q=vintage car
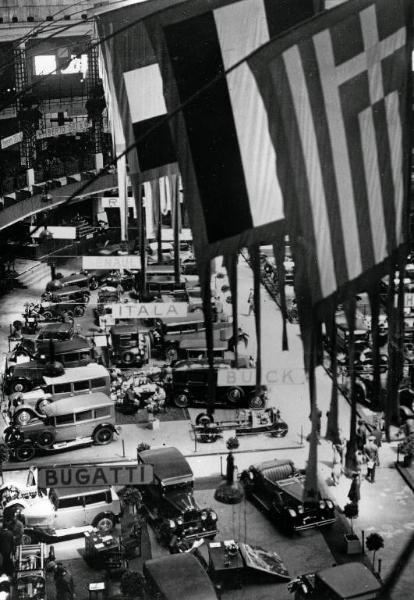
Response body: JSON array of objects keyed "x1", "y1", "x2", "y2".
[
  {"x1": 4, "y1": 392, "x2": 119, "y2": 461},
  {"x1": 193, "y1": 407, "x2": 288, "y2": 441},
  {"x1": 19, "y1": 486, "x2": 121, "y2": 542},
  {"x1": 241, "y1": 458, "x2": 335, "y2": 532},
  {"x1": 288, "y1": 562, "x2": 381, "y2": 600},
  {"x1": 35, "y1": 322, "x2": 74, "y2": 342},
  {"x1": 41, "y1": 285, "x2": 90, "y2": 305},
  {"x1": 110, "y1": 324, "x2": 152, "y2": 367},
  {"x1": 40, "y1": 300, "x2": 86, "y2": 320},
  {"x1": 4, "y1": 359, "x2": 64, "y2": 395},
  {"x1": 144, "y1": 554, "x2": 219, "y2": 600},
  {"x1": 45, "y1": 272, "x2": 98, "y2": 292},
  {"x1": 167, "y1": 360, "x2": 268, "y2": 409},
  {"x1": 161, "y1": 321, "x2": 232, "y2": 363},
  {"x1": 137, "y1": 447, "x2": 218, "y2": 547}
]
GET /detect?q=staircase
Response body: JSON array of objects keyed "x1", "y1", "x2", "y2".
[{"x1": 16, "y1": 261, "x2": 50, "y2": 289}]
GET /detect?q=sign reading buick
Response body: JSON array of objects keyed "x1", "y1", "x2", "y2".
[{"x1": 38, "y1": 463, "x2": 153, "y2": 488}]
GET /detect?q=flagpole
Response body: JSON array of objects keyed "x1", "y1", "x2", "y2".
[
  {"x1": 173, "y1": 175, "x2": 181, "y2": 286},
  {"x1": 157, "y1": 180, "x2": 163, "y2": 265}
]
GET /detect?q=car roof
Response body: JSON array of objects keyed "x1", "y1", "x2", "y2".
[
  {"x1": 36, "y1": 338, "x2": 90, "y2": 355},
  {"x1": 38, "y1": 323, "x2": 73, "y2": 334},
  {"x1": 144, "y1": 554, "x2": 218, "y2": 600},
  {"x1": 52, "y1": 486, "x2": 111, "y2": 498},
  {"x1": 51, "y1": 285, "x2": 83, "y2": 295},
  {"x1": 42, "y1": 363, "x2": 109, "y2": 385},
  {"x1": 110, "y1": 325, "x2": 150, "y2": 334},
  {"x1": 42, "y1": 392, "x2": 112, "y2": 416},
  {"x1": 316, "y1": 563, "x2": 381, "y2": 598},
  {"x1": 138, "y1": 447, "x2": 193, "y2": 483}
]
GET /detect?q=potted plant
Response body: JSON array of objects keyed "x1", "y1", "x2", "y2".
[
  {"x1": 121, "y1": 487, "x2": 142, "y2": 515},
  {"x1": 398, "y1": 433, "x2": 414, "y2": 467},
  {"x1": 226, "y1": 436, "x2": 239, "y2": 450},
  {"x1": 137, "y1": 442, "x2": 151, "y2": 454},
  {"x1": 343, "y1": 502, "x2": 362, "y2": 554},
  {"x1": 366, "y1": 532, "x2": 384, "y2": 571}
]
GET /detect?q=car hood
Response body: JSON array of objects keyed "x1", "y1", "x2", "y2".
[
  {"x1": 23, "y1": 497, "x2": 54, "y2": 522},
  {"x1": 165, "y1": 490, "x2": 200, "y2": 513},
  {"x1": 277, "y1": 477, "x2": 306, "y2": 503}
]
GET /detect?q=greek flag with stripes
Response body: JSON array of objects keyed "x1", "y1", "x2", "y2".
[{"x1": 249, "y1": 0, "x2": 411, "y2": 305}]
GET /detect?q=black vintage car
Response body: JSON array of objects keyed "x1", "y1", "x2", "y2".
[
  {"x1": 241, "y1": 458, "x2": 335, "y2": 533},
  {"x1": 45, "y1": 272, "x2": 98, "y2": 293},
  {"x1": 4, "y1": 360, "x2": 64, "y2": 395},
  {"x1": 41, "y1": 285, "x2": 90, "y2": 306},
  {"x1": 137, "y1": 447, "x2": 217, "y2": 548},
  {"x1": 166, "y1": 360, "x2": 268, "y2": 409},
  {"x1": 110, "y1": 325, "x2": 153, "y2": 367}
]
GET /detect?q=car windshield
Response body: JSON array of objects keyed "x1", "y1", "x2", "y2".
[{"x1": 162, "y1": 481, "x2": 192, "y2": 493}]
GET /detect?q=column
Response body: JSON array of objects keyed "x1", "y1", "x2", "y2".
[{"x1": 86, "y1": 44, "x2": 104, "y2": 171}]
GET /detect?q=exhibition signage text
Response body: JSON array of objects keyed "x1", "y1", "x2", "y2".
[
  {"x1": 82, "y1": 255, "x2": 141, "y2": 270},
  {"x1": 38, "y1": 463, "x2": 153, "y2": 488},
  {"x1": 108, "y1": 302, "x2": 188, "y2": 318}
]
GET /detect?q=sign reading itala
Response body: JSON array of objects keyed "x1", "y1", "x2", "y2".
[{"x1": 38, "y1": 463, "x2": 153, "y2": 488}]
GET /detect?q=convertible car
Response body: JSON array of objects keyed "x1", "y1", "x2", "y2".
[{"x1": 241, "y1": 458, "x2": 335, "y2": 533}]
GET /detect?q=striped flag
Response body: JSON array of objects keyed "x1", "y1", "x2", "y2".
[
  {"x1": 95, "y1": 0, "x2": 318, "y2": 216},
  {"x1": 247, "y1": 0, "x2": 411, "y2": 307}
]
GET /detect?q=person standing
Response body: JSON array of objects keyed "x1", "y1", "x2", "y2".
[
  {"x1": 0, "y1": 525, "x2": 15, "y2": 575},
  {"x1": 331, "y1": 443, "x2": 343, "y2": 486},
  {"x1": 347, "y1": 472, "x2": 361, "y2": 506},
  {"x1": 371, "y1": 424, "x2": 382, "y2": 466},
  {"x1": 364, "y1": 436, "x2": 379, "y2": 483},
  {"x1": 6, "y1": 513, "x2": 24, "y2": 547},
  {"x1": 355, "y1": 420, "x2": 367, "y2": 452},
  {"x1": 247, "y1": 289, "x2": 254, "y2": 316},
  {"x1": 54, "y1": 563, "x2": 75, "y2": 600}
]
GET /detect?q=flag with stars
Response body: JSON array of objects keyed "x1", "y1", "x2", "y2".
[{"x1": 248, "y1": 0, "x2": 412, "y2": 310}]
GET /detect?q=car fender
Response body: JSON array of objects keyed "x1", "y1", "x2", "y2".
[{"x1": 93, "y1": 422, "x2": 120, "y2": 435}]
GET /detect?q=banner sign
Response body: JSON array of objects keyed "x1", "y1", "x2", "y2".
[
  {"x1": 102, "y1": 197, "x2": 136, "y2": 209},
  {"x1": 109, "y1": 302, "x2": 188, "y2": 319},
  {"x1": 82, "y1": 255, "x2": 141, "y2": 270},
  {"x1": 38, "y1": 463, "x2": 153, "y2": 488},
  {"x1": 405, "y1": 293, "x2": 414, "y2": 308},
  {"x1": 217, "y1": 368, "x2": 306, "y2": 387},
  {"x1": 1, "y1": 131, "x2": 23, "y2": 149},
  {"x1": 30, "y1": 226, "x2": 77, "y2": 240},
  {"x1": 36, "y1": 120, "x2": 90, "y2": 141}
]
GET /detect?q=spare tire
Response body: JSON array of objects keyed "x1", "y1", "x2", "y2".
[
  {"x1": 13, "y1": 408, "x2": 37, "y2": 427},
  {"x1": 195, "y1": 413, "x2": 214, "y2": 426}
]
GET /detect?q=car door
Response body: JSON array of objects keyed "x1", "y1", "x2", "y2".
[
  {"x1": 54, "y1": 494, "x2": 86, "y2": 529},
  {"x1": 54, "y1": 413, "x2": 76, "y2": 442},
  {"x1": 84, "y1": 491, "x2": 110, "y2": 525},
  {"x1": 187, "y1": 368, "x2": 209, "y2": 402}
]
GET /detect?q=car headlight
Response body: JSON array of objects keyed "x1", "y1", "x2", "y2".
[
  {"x1": 288, "y1": 509, "x2": 297, "y2": 518},
  {"x1": 209, "y1": 510, "x2": 217, "y2": 521},
  {"x1": 169, "y1": 520, "x2": 176, "y2": 529},
  {"x1": 319, "y1": 500, "x2": 326, "y2": 509},
  {"x1": 297, "y1": 505, "x2": 304, "y2": 514},
  {"x1": 325, "y1": 500, "x2": 334, "y2": 509},
  {"x1": 176, "y1": 517, "x2": 183, "y2": 526},
  {"x1": 201, "y1": 511, "x2": 207, "y2": 521}
]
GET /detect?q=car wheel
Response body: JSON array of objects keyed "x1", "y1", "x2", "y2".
[
  {"x1": 65, "y1": 310, "x2": 74, "y2": 318},
  {"x1": 355, "y1": 381, "x2": 367, "y2": 404},
  {"x1": 13, "y1": 408, "x2": 37, "y2": 427},
  {"x1": 36, "y1": 397, "x2": 53, "y2": 413},
  {"x1": 93, "y1": 426, "x2": 114, "y2": 445},
  {"x1": 249, "y1": 394, "x2": 266, "y2": 409},
  {"x1": 195, "y1": 412, "x2": 214, "y2": 426},
  {"x1": 174, "y1": 393, "x2": 189, "y2": 408},
  {"x1": 12, "y1": 379, "x2": 29, "y2": 393},
  {"x1": 93, "y1": 513, "x2": 115, "y2": 533},
  {"x1": 37, "y1": 431, "x2": 55, "y2": 449},
  {"x1": 74, "y1": 305, "x2": 85, "y2": 317},
  {"x1": 15, "y1": 443, "x2": 36, "y2": 462},
  {"x1": 4, "y1": 427, "x2": 24, "y2": 446},
  {"x1": 227, "y1": 387, "x2": 243, "y2": 404},
  {"x1": 89, "y1": 279, "x2": 98, "y2": 290},
  {"x1": 42, "y1": 311, "x2": 53, "y2": 321}
]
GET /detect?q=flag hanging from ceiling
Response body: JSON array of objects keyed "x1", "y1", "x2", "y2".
[
  {"x1": 142, "y1": 0, "x2": 411, "y2": 307},
  {"x1": 247, "y1": 0, "x2": 412, "y2": 309},
  {"x1": 95, "y1": 0, "x2": 318, "y2": 211}
]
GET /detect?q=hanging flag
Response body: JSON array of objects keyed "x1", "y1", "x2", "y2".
[
  {"x1": 95, "y1": 0, "x2": 318, "y2": 235},
  {"x1": 247, "y1": 0, "x2": 411, "y2": 311}
]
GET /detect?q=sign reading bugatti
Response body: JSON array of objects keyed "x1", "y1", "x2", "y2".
[
  {"x1": 109, "y1": 302, "x2": 188, "y2": 319},
  {"x1": 38, "y1": 464, "x2": 154, "y2": 488}
]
